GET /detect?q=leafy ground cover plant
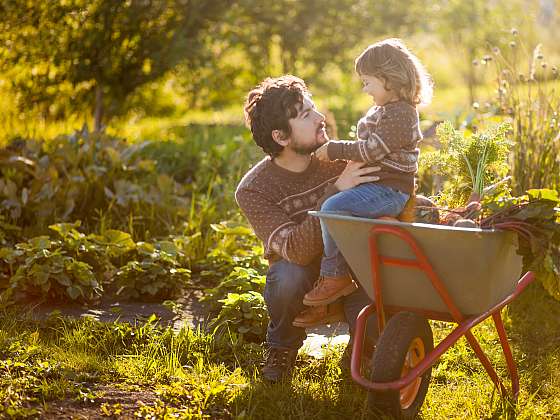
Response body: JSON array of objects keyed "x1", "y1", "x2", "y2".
[
  {"x1": 202, "y1": 266, "x2": 265, "y2": 312},
  {"x1": 0, "y1": 222, "x2": 138, "y2": 304},
  {"x1": 210, "y1": 290, "x2": 268, "y2": 343},
  {"x1": 3, "y1": 235, "x2": 103, "y2": 303},
  {"x1": 0, "y1": 127, "x2": 189, "y2": 238},
  {"x1": 196, "y1": 225, "x2": 268, "y2": 343},
  {"x1": 0, "y1": 221, "x2": 197, "y2": 304},
  {"x1": 0, "y1": 124, "x2": 261, "y2": 304},
  {"x1": 114, "y1": 240, "x2": 191, "y2": 300}
]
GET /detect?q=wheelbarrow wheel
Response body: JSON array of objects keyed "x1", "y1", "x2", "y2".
[{"x1": 367, "y1": 311, "x2": 433, "y2": 419}]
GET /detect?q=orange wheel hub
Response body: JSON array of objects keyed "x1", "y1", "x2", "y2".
[{"x1": 399, "y1": 337, "x2": 425, "y2": 409}]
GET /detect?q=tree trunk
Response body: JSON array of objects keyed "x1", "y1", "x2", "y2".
[{"x1": 94, "y1": 83, "x2": 104, "y2": 132}]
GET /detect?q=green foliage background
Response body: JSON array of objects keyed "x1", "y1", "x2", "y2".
[
  {"x1": 0, "y1": 2, "x2": 559, "y2": 418},
  {"x1": 1, "y1": 0, "x2": 558, "y2": 136}
]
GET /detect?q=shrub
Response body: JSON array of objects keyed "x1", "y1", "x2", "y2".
[{"x1": 0, "y1": 128, "x2": 189, "y2": 238}]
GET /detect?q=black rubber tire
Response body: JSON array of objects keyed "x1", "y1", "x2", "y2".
[{"x1": 367, "y1": 312, "x2": 433, "y2": 420}]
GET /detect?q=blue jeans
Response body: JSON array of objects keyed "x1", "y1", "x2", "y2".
[
  {"x1": 320, "y1": 183, "x2": 409, "y2": 277},
  {"x1": 264, "y1": 257, "x2": 379, "y2": 350}
]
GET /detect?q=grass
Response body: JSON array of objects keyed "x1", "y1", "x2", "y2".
[{"x1": 1, "y1": 280, "x2": 559, "y2": 419}]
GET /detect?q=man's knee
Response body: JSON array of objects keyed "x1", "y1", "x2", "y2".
[{"x1": 265, "y1": 260, "x2": 315, "y2": 305}]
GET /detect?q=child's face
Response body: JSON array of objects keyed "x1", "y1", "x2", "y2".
[{"x1": 360, "y1": 75, "x2": 397, "y2": 106}]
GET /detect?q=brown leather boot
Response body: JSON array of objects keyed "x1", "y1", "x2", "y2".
[
  {"x1": 292, "y1": 302, "x2": 346, "y2": 328},
  {"x1": 262, "y1": 346, "x2": 297, "y2": 382},
  {"x1": 302, "y1": 274, "x2": 357, "y2": 306}
]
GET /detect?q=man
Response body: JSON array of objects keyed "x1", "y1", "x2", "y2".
[{"x1": 235, "y1": 75, "x2": 380, "y2": 382}]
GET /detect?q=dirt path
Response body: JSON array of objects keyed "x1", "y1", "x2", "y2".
[{"x1": 25, "y1": 289, "x2": 206, "y2": 330}]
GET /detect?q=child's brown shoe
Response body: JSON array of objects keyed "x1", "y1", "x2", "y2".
[
  {"x1": 292, "y1": 302, "x2": 346, "y2": 328},
  {"x1": 302, "y1": 274, "x2": 357, "y2": 306}
]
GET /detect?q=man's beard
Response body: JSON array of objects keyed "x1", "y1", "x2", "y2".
[{"x1": 291, "y1": 140, "x2": 321, "y2": 155}]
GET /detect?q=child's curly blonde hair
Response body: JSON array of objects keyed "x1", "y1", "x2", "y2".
[{"x1": 355, "y1": 38, "x2": 433, "y2": 106}]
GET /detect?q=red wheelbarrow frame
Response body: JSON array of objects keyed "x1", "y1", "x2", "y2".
[{"x1": 351, "y1": 224, "x2": 535, "y2": 400}]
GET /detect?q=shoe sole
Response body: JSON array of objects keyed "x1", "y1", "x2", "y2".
[
  {"x1": 302, "y1": 282, "x2": 358, "y2": 307},
  {"x1": 292, "y1": 314, "x2": 346, "y2": 328}
]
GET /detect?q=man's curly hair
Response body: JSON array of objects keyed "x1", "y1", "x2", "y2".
[{"x1": 244, "y1": 75, "x2": 309, "y2": 157}]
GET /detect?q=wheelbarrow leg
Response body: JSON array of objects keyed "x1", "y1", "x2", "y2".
[
  {"x1": 492, "y1": 311, "x2": 519, "y2": 400},
  {"x1": 463, "y1": 330, "x2": 508, "y2": 396}
]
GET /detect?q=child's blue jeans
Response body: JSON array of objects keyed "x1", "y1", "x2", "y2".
[{"x1": 320, "y1": 183, "x2": 409, "y2": 277}]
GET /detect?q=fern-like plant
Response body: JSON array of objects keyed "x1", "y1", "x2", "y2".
[{"x1": 421, "y1": 121, "x2": 513, "y2": 207}]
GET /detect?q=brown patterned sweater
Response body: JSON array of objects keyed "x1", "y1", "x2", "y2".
[
  {"x1": 326, "y1": 100, "x2": 422, "y2": 194},
  {"x1": 235, "y1": 156, "x2": 346, "y2": 265}
]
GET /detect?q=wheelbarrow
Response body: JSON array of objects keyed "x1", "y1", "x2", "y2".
[{"x1": 310, "y1": 211, "x2": 535, "y2": 419}]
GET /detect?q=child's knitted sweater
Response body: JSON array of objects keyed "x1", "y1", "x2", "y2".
[{"x1": 326, "y1": 100, "x2": 421, "y2": 194}]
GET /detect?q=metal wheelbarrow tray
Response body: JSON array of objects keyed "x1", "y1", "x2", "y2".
[{"x1": 310, "y1": 211, "x2": 535, "y2": 419}]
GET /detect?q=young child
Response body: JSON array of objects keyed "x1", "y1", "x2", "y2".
[{"x1": 303, "y1": 38, "x2": 433, "y2": 307}]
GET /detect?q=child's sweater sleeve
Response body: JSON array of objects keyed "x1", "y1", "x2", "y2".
[{"x1": 326, "y1": 105, "x2": 416, "y2": 163}]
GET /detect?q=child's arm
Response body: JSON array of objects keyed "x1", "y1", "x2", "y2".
[
  {"x1": 326, "y1": 105, "x2": 419, "y2": 163},
  {"x1": 314, "y1": 142, "x2": 330, "y2": 161}
]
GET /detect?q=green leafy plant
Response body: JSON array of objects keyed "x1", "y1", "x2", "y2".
[
  {"x1": 192, "y1": 221, "x2": 266, "y2": 286},
  {"x1": 0, "y1": 130, "x2": 190, "y2": 238},
  {"x1": 210, "y1": 291, "x2": 268, "y2": 343},
  {"x1": 114, "y1": 241, "x2": 191, "y2": 300},
  {"x1": 421, "y1": 121, "x2": 512, "y2": 207},
  {"x1": 202, "y1": 266, "x2": 266, "y2": 312},
  {"x1": 0, "y1": 222, "x2": 151, "y2": 304},
  {"x1": 481, "y1": 188, "x2": 560, "y2": 300},
  {"x1": 6, "y1": 235, "x2": 102, "y2": 302}
]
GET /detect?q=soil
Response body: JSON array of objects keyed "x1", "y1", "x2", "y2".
[{"x1": 40, "y1": 384, "x2": 157, "y2": 419}]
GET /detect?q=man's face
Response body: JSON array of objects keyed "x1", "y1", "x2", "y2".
[{"x1": 286, "y1": 95, "x2": 328, "y2": 155}]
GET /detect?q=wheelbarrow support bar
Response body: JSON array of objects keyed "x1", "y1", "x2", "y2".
[{"x1": 351, "y1": 225, "x2": 534, "y2": 401}]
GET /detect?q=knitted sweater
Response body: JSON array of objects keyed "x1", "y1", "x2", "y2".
[
  {"x1": 326, "y1": 100, "x2": 422, "y2": 194},
  {"x1": 235, "y1": 156, "x2": 346, "y2": 265}
]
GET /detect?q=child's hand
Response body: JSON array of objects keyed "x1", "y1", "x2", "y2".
[{"x1": 314, "y1": 143, "x2": 330, "y2": 161}]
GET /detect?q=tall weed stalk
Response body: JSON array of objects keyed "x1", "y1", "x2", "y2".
[{"x1": 476, "y1": 31, "x2": 560, "y2": 192}]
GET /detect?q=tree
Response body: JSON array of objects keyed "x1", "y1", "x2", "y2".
[
  {"x1": 176, "y1": 0, "x2": 425, "y2": 110},
  {"x1": 0, "y1": 0, "x2": 227, "y2": 131}
]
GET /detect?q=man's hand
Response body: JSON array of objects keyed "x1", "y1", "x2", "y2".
[
  {"x1": 334, "y1": 161, "x2": 381, "y2": 191},
  {"x1": 314, "y1": 143, "x2": 330, "y2": 161}
]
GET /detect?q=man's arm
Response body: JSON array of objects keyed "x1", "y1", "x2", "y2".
[
  {"x1": 235, "y1": 187, "x2": 324, "y2": 266},
  {"x1": 235, "y1": 163, "x2": 381, "y2": 266}
]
